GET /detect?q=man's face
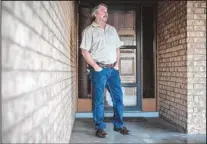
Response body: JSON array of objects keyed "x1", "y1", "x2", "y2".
[{"x1": 95, "y1": 5, "x2": 108, "y2": 22}]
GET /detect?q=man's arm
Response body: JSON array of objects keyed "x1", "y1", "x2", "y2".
[
  {"x1": 114, "y1": 48, "x2": 120, "y2": 70},
  {"x1": 113, "y1": 27, "x2": 122, "y2": 71},
  {"x1": 80, "y1": 28, "x2": 102, "y2": 72},
  {"x1": 81, "y1": 49, "x2": 102, "y2": 71}
]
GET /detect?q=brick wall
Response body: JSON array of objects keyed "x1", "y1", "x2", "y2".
[
  {"x1": 157, "y1": 1, "x2": 206, "y2": 134},
  {"x1": 186, "y1": 1, "x2": 206, "y2": 134},
  {"x1": 2, "y1": 1, "x2": 77, "y2": 143},
  {"x1": 157, "y1": 1, "x2": 188, "y2": 132}
]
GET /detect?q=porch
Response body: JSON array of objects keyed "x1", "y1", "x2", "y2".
[
  {"x1": 1, "y1": 0, "x2": 206, "y2": 143},
  {"x1": 70, "y1": 118, "x2": 206, "y2": 143}
]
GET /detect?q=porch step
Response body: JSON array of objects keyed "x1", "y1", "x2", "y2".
[
  {"x1": 75, "y1": 111, "x2": 159, "y2": 118},
  {"x1": 104, "y1": 117, "x2": 148, "y2": 122}
]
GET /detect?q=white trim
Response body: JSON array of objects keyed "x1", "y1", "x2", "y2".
[{"x1": 75, "y1": 112, "x2": 159, "y2": 118}]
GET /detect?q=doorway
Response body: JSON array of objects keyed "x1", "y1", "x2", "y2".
[{"x1": 77, "y1": 1, "x2": 156, "y2": 114}]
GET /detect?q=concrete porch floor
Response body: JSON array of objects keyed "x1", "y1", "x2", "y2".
[{"x1": 70, "y1": 118, "x2": 206, "y2": 144}]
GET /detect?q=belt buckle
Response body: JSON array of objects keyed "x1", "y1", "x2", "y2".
[
  {"x1": 98, "y1": 63, "x2": 105, "y2": 68},
  {"x1": 97, "y1": 62, "x2": 114, "y2": 68}
]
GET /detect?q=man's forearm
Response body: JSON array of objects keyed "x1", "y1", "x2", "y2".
[
  {"x1": 81, "y1": 49, "x2": 99, "y2": 69},
  {"x1": 115, "y1": 48, "x2": 120, "y2": 67}
]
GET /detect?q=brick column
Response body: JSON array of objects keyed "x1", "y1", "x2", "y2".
[{"x1": 186, "y1": 1, "x2": 206, "y2": 134}]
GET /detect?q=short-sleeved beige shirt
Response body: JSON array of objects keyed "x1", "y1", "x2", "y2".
[{"x1": 80, "y1": 21, "x2": 123, "y2": 64}]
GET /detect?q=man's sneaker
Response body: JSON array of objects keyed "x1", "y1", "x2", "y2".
[
  {"x1": 114, "y1": 126, "x2": 131, "y2": 135},
  {"x1": 95, "y1": 129, "x2": 108, "y2": 138}
]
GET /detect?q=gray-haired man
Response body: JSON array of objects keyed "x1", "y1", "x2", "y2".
[{"x1": 80, "y1": 3, "x2": 130, "y2": 138}]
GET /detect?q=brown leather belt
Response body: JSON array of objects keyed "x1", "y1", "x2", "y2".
[{"x1": 96, "y1": 62, "x2": 115, "y2": 68}]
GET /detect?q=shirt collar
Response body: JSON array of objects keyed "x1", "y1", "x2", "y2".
[
  {"x1": 92, "y1": 21, "x2": 108, "y2": 28},
  {"x1": 92, "y1": 21, "x2": 99, "y2": 27}
]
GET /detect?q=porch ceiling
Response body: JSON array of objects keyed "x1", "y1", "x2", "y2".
[{"x1": 79, "y1": 0, "x2": 157, "y2": 7}]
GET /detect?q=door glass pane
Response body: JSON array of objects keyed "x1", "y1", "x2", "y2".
[
  {"x1": 120, "y1": 36, "x2": 136, "y2": 46},
  {"x1": 119, "y1": 49, "x2": 136, "y2": 83},
  {"x1": 105, "y1": 87, "x2": 137, "y2": 107}
]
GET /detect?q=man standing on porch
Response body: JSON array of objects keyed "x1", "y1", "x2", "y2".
[{"x1": 80, "y1": 3, "x2": 130, "y2": 138}]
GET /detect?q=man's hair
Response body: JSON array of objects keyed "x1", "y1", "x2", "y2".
[{"x1": 91, "y1": 3, "x2": 108, "y2": 20}]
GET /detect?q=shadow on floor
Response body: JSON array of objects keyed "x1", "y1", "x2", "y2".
[{"x1": 70, "y1": 118, "x2": 206, "y2": 144}]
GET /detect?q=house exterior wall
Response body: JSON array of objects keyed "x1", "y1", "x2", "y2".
[
  {"x1": 2, "y1": 1, "x2": 78, "y2": 143},
  {"x1": 157, "y1": 0, "x2": 206, "y2": 134},
  {"x1": 186, "y1": 0, "x2": 206, "y2": 134}
]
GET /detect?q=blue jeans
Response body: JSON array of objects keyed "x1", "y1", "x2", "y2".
[{"x1": 89, "y1": 67, "x2": 124, "y2": 130}]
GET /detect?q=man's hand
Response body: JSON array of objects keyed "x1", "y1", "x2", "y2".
[
  {"x1": 93, "y1": 65, "x2": 103, "y2": 72},
  {"x1": 113, "y1": 64, "x2": 119, "y2": 70},
  {"x1": 81, "y1": 49, "x2": 103, "y2": 72}
]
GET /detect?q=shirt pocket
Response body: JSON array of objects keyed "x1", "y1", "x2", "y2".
[
  {"x1": 92, "y1": 31, "x2": 103, "y2": 43},
  {"x1": 107, "y1": 33, "x2": 116, "y2": 46}
]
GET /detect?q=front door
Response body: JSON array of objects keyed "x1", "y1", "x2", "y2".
[{"x1": 104, "y1": 7, "x2": 142, "y2": 111}]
